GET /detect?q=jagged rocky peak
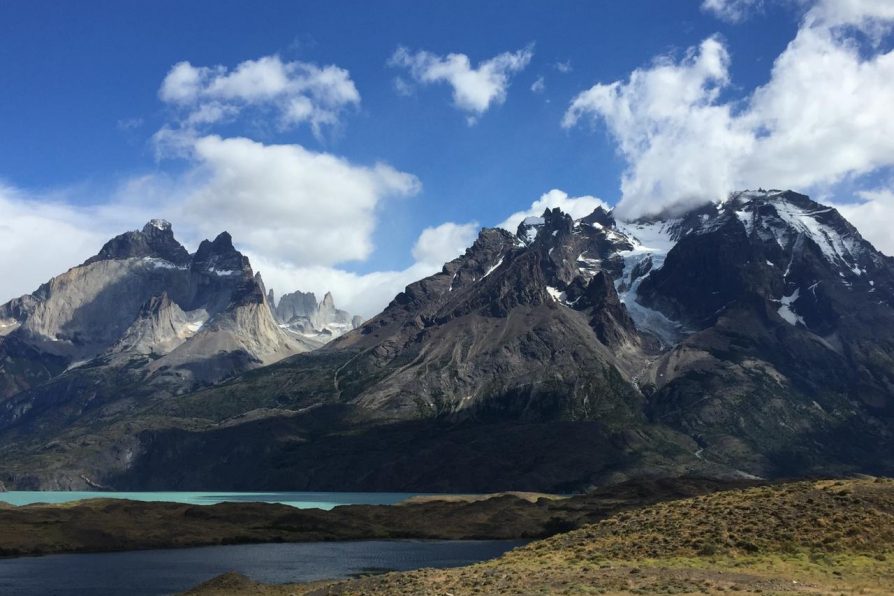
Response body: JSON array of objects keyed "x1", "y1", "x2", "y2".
[
  {"x1": 429, "y1": 190, "x2": 891, "y2": 352},
  {"x1": 580, "y1": 205, "x2": 616, "y2": 228},
  {"x1": 506, "y1": 205, "x2": 633, "y2": 297},
  {"x1": 515, "y1": 207, "x2": 574, "y2": 246},
  {"x1": 273, "y1": 289, "x2": 362, "y2": 339},
  {"x1": 362, "y1": 207, "x2": 644, "y2": 339},
  {"x1": 144, "y1": 219, "x2": 172, "y2": 233},
  {"x1": 435, "y1": 227, "x2": 516, "y2": 294},
  {"x1": 0, "y1": 219, "x2": 315, "y2": 390},
  {"x1": 516, "y1": 215, "x2": 544, "y2": 245},
  {"x1": 84, "y1": 219, "x2": 191, "y2": 267},
  {"x1": 191, "y1": 231, "x2": 250, "y2": 277},
  {"x1": 254, "y1": 272, "x2": 267, "y2": 297}
]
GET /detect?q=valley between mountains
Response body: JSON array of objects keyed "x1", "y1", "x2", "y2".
[{"x1": 0, "y1": 189, "x2": 892, "y2": 491}]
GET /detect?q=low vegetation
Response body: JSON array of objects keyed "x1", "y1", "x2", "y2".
[{"x1": 188, "y1": 478, "x2": 894, "y2": 595}]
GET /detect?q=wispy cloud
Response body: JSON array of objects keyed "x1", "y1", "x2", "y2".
[
  {"x1": 158, "y1": 55, "x2": 361, "y2": 139},
  {"x1": 554, "y1": 60, "x2": 572, "y2": 73},
  {"x1": 701, "y1": 0, "x2": 765, "y2": 23}
]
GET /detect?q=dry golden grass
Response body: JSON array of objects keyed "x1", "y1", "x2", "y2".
[{"x1": 188, "y1": 478, "x2": 894, "y2": 595}]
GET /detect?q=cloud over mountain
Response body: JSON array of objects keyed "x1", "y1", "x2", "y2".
[
  {"x1": 565, "y1": 0, "x2": 894, "y2": 219},
  {"x1": 498, "y1": 189, "x2": 609, "y2": 231}
]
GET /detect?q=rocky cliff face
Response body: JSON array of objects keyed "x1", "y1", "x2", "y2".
[
  {"x1": 1, "y1": 191, "x2": 892, "y2": 491},
  {"x1": 323, "y1": 214, "x2": 646, "y2": 422},
  {"x1": 0, "y1": 220, "x2": 314, "y2": 443},
  {"x1": 275, "y1": 290, "x2": 317, "y2": 322},
  {"x1": 627, "y1": 190, "x2": 894, "y2": 474},
  {"x1": 110, "y1": 292, "x2": 201, "y2": 356}
]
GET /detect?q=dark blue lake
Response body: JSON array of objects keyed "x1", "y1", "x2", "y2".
[{"x1": 0, "y1": 539, "x2": 527, "y2": 595}]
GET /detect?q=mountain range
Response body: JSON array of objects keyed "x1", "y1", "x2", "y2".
[{"x1": 0, "y1": 190, "x2": 891, "y2": 491}]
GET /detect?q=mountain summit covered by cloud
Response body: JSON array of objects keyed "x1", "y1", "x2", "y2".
[{"x1": 564, "y1": 0, "x2": 894, "y2": 223}]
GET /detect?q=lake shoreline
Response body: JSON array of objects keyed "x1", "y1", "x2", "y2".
[
  {"x1": 0, "y1": 477, "x2": 758, "y2": 558},
  {"x1": 186, "y1": 478, "x2": 894, "y2": 596}
]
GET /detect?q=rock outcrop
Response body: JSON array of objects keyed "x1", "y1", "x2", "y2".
[{"x1": 110, "y1": 292, "x2": 203, "y2": 356}]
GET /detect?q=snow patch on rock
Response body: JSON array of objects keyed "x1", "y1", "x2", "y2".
[
  {"x1": 614, "y1": 220, "x2": 687, "y2": 345},
  {"x1": 777, "y1": 288, "x2": 805, "y2": 326}
]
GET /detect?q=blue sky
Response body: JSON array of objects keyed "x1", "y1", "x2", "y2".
[{"x1": 2, "y1": 1, "x2": 894, "y2": 315}]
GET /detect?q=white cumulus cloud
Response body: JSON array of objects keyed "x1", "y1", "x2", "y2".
[
  {"x1": 389, "y1": 45, "x2": 533, "y2": 123},
  {"x1": 564, "y1": 3, "x2": 894, "y2": 219},
  {"x1": 806, "y1": 0, "x2": 894, "y2": 28},
  {"x1": 411, "y1": 222, "x2": 481, "y2": 267},
  {"x1": 703, "y1": 0, "x2": 894, "y2": 27},
  {"x1": 0, "y1": 184, "x2": 151, "y2": 301},
  {"x1": 181, "y1": 135, "x2": 420, "y2": 267}
]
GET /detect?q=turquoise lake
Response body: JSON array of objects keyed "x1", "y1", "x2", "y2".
[{"x1": 0, "y1": 491, "x2": 429, "y2": 509}]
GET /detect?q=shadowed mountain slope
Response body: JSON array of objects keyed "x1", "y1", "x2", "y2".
[{"x1": 1, "y1": 191, "x2": 892, "y2": 490}]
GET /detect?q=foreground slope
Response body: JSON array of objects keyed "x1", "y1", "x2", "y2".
[{"x1": 190, "y1": 478, "x2": 894, "y2": 595}]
